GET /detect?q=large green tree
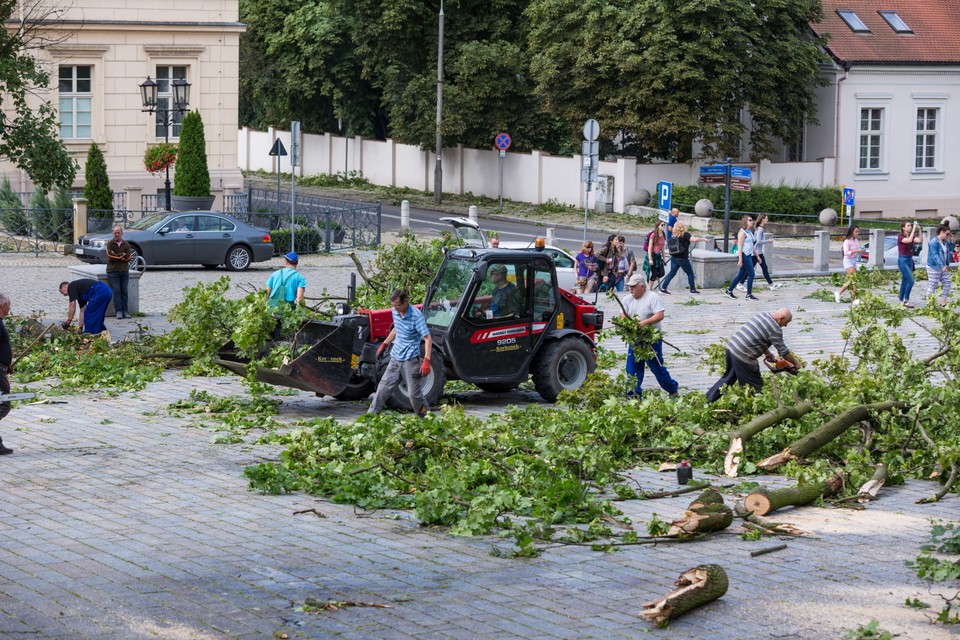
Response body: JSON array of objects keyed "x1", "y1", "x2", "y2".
[
  {"x1": 0, "y1": 1, "x2": 77, "y2": 190},
  {"x1": 526, "y1": 0, "x2": 828, "y2": 161}
]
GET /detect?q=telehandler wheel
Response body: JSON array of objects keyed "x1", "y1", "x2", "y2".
[
  {"x1": 532, "y1": 338, "x2": 595, "y2": 402},
  {"x1": 388, "y1": 363, "x2": 446, "y2": 411},
  {"x1": 333, "y1": 374, "x2": 376, "y2": 401}
]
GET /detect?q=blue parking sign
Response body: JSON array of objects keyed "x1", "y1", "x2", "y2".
[{"x1": 658, "y1": 181, "x2": 672, "y2": 211}]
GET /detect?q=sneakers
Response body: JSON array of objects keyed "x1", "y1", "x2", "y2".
[
  {"x1": 0, "y1": 441, "x2": 12, "y2": 455},
  {"x1": 689, "y1": 289, "x2": 700, "y2": 294},
  {"x1": 834, "y1": 291, "x2": 842, "y2": 304},
  {"x1": 723, "y1": 290, "x2": 736, "y2": 299},
  {"x1": 770, "y1": 282, "x2": 783, "y2": 290},
  {"x1": 659, "y1": 288, "x2": 671, "y2": 295},
  {"x1": 736, "y1": 283, "x2": 746, "y2": 292},
  {"x1": 745, "y1": 294, "x2": 759, "y2": 301},
  {"x1": 903, "y1": 301, "x2": 915, "y2": 309}
]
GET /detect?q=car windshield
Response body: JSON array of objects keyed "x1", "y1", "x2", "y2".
[
  {"x1": 423, "y1": 257, "x2": 475, "y2": 329},
  {"x1": 127, "y1": 213, "x2": 168, "y2": 231}
]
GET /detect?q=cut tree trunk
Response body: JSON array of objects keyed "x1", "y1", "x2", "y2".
[
  {"x1": 725, "y1": 400, "x2": 816, "y2": 477},
  {"x1": 757, "y1": 401, "x2": 906, "y2": 471},
  {"x1": 668, "y1": 489, "x2": 733, "y2": 537},
  {"x1": 743, "y1": 473, "x2": 845, "y2": 516},
  {"x1": 857, "y1": 463, "x2": 888, "y2": 502},
  {"x1": 641, "y1": 564, "x2": 729, "y2": 627}
]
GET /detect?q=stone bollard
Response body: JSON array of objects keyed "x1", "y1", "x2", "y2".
[
  {"x1": 400, "y1": 200, "x2": 410, "y2": 230},
  {"x1": 468, "y1": 205, "x2": 478, "y2": 222},
  {"x1": 920, "y1": 227, "x2": 934, "y2": 267},
  {"x1": 868, "y1": 228, "x2": 884, "y2": 268},
  {"x1": 761, "y1": 232, "x2": 776, "y2": 265},
  {"x1": 546, "y1": 228, "x2": 555, "y2": 245},
  {"x1": 67, "y1": 264, "x2": 142, "y2": 317},
  {"x1": 813, "y1": 230, "x2": 831, "y2": 272}
]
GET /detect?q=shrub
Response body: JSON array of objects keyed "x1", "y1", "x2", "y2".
[
  {"x1": 173, "y1": 111, "x2": 210, "y2": 197},
  {"x1": 668, "y1": 182, "x2": 841, "y2": 222},
  {"x1": 83, "y1": 143, "x2": 113, "y2": 212},
  {"x1": 0, "y1": 177, "x2": 30, "y2": 235}
]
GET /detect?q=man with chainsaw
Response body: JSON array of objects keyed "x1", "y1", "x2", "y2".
[
  {"x1": 0, "y1": 293, "x2": 15, "y2": 454},
  {"x1": 368, "y1": 289, "x2": 433, "y2": 417},
  {"x1": 706, "y1": 307, "x2": 801, "y2": 403}
]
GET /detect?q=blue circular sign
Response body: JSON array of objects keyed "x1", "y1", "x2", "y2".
[{"x1": 495, "y1": 132, "x2": 512, "y2": 150}]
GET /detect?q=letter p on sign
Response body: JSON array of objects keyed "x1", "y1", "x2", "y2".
[{"x1": 658, "y1": 181, "x2": 672, "y2": 211}]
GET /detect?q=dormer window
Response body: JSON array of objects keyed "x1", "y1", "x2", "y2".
[
  {"x1": 837, "y1": 10, "x2": 870, "y2": 33},
  {"x1": 879, "y1": 11, "x2": 912, "y2": 33}
]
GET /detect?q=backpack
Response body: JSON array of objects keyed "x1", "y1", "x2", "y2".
[
  {"x1": 666, "y1": 236, "x2": 681, "y2": 256},
  {"x1": 643, "y1": 231, "x2": 653, "y2": 252}
]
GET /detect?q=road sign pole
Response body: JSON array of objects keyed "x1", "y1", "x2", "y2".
[
  {"x1": 583, "y1": 185, "x2": 590, "y2": 243},
  {"x1": 499, "y1": 153, "x2": 504, "y2": 211},
  {"x1": 723, "y1": 159, "x2": 732, "y2": 252}
]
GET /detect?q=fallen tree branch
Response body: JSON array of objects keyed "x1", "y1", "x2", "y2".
[
  {"x1": 667, "y1": 489, "x2": 734, "y2": 538},
  {"x1": 347, "y1": 252, "x2": 384, "y2": 290},
  {"x1": 757, "y1": 401, "x2": 907, "y2": 471},
  {"x1": 725, "y1": 400, "x2": 816, "y2": 477},
  {"x1": 857, "y1": 463, "x2": 888, "y2": 502},
  {"x1": 750, "y1": 544, "x2": 787, "y2": 557},
  {"x1": 743, "y1": 473, "x2": 845, "y2": 516},
  {"x1": 917, "y1": 463, "x2": 958, "y2": 504}
]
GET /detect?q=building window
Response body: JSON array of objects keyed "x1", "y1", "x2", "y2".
[
  {"x1": 837, "y1": 10, "x2": 870, "y2": 33},
  {"x1": 879, "y1": 11, "x2": 912, "y2": 34},
  {"x1": 915, "y1": 108, "x2": 938, "y2": 170},
  {"x1": 858, "y1": 107, "x2": 883, "y2": 171},
  {"x1": 154, "y1": 66, "x2": 188, "y2": 139},
  {"x1": 58, "y1": 65, "x2": 92, "y2": 139}
]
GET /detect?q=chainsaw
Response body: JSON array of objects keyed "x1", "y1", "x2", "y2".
[
  {"x1": 764, "y1": 358, "x2": 798, "y2": 376},
  {"x1": 0, "y1": 392, "x2": 37, "y2": 402}
]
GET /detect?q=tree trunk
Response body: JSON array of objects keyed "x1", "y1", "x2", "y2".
[
  {"x1": 641, "y1": 564, "x2": 729, "y2": 627},
  {"x1": 725, "y1": 400, "x2": 815, "y2": 477},
  {"x1": 757, "y1": 401, "x2": 906, "y2": 471},
  {"x1": 857, "y1": 463, "x2": 888, "y2": 502},
  {"x1": 668, "y1": 489, "x2": 733, "y2": 537},
  {"x1": 743, "y1": 473, "x2": 845, "y2": 516}
]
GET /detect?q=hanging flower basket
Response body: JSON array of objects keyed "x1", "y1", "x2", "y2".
[{"x1": 143, "y1": 143, "x2": 178, "y2": 175}]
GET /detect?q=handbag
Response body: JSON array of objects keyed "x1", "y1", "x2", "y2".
[{"x1": 666, "y1": 236, "x2": 681, "y2": 256}]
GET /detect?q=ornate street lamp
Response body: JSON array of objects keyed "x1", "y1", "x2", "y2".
[{"x1": 139, "y1": 76, "x2": 191, "y2": 211}]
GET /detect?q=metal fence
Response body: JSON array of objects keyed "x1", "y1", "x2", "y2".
[{"x1": 0, "y1": 207, "x2": 75, "y2": 256}]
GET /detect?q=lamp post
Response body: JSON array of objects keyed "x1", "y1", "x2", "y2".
[
  {"x1": 434, "y1": 1, "x2": 444, "y2": 205},
  {"x1": 139, "y1": 76, "x2": 190, "y2": 211}
]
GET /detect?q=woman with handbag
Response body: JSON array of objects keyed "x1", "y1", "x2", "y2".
[
  {"x1": 724, "y1": 216, "x2": 759, "y2": 300},
  {"x1": 657, "y1": 221, "x2": 705, "y2": 295},
  {"x1": 642, "y1": 221, "x2": 666, "y2": 290}
]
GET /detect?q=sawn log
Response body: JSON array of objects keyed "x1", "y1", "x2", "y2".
[
  {"x1": 667, "y1": 489, "x2": 733, "y2": 538},
  {"x1": 743, "y1": 473, "x2": 845, "y2": 516},
  {"x1": 725, "y1": 400, "x2": 815, "y2": 477},
  {"x1": 640, "y1": 564, "x2": 729, "y2": 627}
]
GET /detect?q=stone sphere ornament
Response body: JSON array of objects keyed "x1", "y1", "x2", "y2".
[
  {"x1": 635, "y1": 189, "x2": 651, "y2": 206},
  {"x1": 940, "y1": 216, "x2": 958, "y2": 231},
  {"x1": 819, "y1": 208, "x2": 838, "y2": 226},
  {"x1": 694, "y1": 199, "x2": 714, "y2": 218}
]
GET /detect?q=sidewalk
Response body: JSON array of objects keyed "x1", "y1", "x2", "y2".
[{"x1": 0, "y1": 249, "x2": 956, "y2": 639}]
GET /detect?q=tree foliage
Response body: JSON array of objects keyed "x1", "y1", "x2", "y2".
[
  {"x1": 239, "y1": 0, "x2": 829, "y2": 159},
  {"x1": 83, "y1": 143, "x2": 113, "y2": 212},
  {"x1": 172, "y1": 112, "x2": 210, "y2": 197},
  {"x1": 0, "y1": 1, "x2": 77, "y2": 190}
]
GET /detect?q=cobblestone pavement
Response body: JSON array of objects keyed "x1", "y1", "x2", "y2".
[{"x1": 0, "y1": 246, "x2": 956, "y2": 639}]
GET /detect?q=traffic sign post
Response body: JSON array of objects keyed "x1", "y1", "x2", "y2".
[
  {"x1": 657, "y1": 181, "x2": 672, "y2": 212},
  {"x1": 289, "y1": 121, "x2": 300, "y2": 253},
  {"x1": 842, "y1": 187, "x2": 855, "y2": 225},
  {"x1": 268, "y1": 139, "x2": 288, "y2": 212},
  {"x1": 495, "y1": 133, "x2": 512, "y2": 210},
  {"x1": 581, "y1": 119, "x2": 600, "y2": 241}
]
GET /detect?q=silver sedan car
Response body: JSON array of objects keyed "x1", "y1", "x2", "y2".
[{"x1": 74, "y1": 211, "x2": 274, "y2": 271}]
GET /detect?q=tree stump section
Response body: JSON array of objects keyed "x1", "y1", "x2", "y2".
[
  {"x1": 641, "y1": 564, "x2": 729, "y2": 627},
  {"x1": 668, "y1": 489, "x2": 733, "y2": 538},
  {"x1": 857, "y1": 463, "x2": 888, "y2": 502},
  {"x1": 743, "y1": 473, "x2": 844, "y2": 516}
]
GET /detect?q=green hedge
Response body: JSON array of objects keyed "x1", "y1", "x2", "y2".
[
  {"x1": 270, "y1": 226, "x2": 344, "y2": 255},
  {"x1": 666, "y1": 183, "x2": 842, "y2": 223}
]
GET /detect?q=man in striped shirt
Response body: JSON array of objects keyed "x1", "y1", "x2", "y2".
[{"x1": 706, "y1": 308, "x2": 801, "y2": 403}]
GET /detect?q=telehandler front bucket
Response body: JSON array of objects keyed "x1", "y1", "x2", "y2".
[{"x1": 214, "y1": 319, "x2": 355, "y2": 397}]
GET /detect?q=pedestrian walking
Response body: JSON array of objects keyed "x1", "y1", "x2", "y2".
[
  {"x1": 897, "y1": 220, "x2": 921, "y2": 308},
  {"x1": 752, "y1": 214, "x2": 782, "y2": 290},
  {"x1": 706, "y1": 307, "x2": 801, "y2": 403},
  {"x1": 658, "y1": 221, "x2": 705, "y2": 295},
  {"x1": 621, "y1": 274, "x2": 678, "y2": 400},
  {"x1": 105, "y1": 226, "x2": 132, "y2": 318},
  {"x1": 642, "y1": 222, "x2": 667, "y2": 290},
  {"x1": 575, "y1": 241, "x2": 599, "y2": 294},
  {"x1": 666, "y1": 208, "x2": 679, "y2": 240},
  {"x1": 835, "y1": 225, "x2": 864, "y2": 303},
  {"x1": 368, "y1": 289, "x2": 432, "y2": 416},
  {"x1": 59, "y1": 279, "x2": 112, "y2": 335},
  {"x1": 926, "y1": 223, "x2": 952, "y2": 307},
  {"x1": 265, "y1": 251, "x2": 306, "y2": 308},
  {"x1": 0, "y1": 293, "x2": 15, "y2": 454},
  {"x1": 725, "y1": 216, "x2": 759, "y2": 300}
]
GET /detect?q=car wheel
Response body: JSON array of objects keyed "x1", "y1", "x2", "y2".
[
  {"x1": 129, "y1": 247, "x2": 146, "y2": 274},
  {"x1": 202, "y1": 264, "x2": 219, "y2": 269},
  {"x1": 225, "y1": 245, "x2": 252, "y2": 271},
  {"x1": 532, "y1": 337, "x2": 595, "y2": 402}
]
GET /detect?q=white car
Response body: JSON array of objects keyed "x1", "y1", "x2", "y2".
[
  {"x1": 440, "y1": 217, "x2": 579, "y2": 291},
  {"x1": 856, "y1": 235, "x2": 923, "y2": 266}
]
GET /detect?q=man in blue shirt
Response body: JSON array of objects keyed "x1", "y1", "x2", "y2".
[
  {"x1": 666, "y1": 208, "x2": 679, "y2": 240},
  {"x1": 368, "y1": 289, "x2": 433, "y2": 416},
  {"x1": 265, "y1": 252, "x2": 306, "y2": 308}
]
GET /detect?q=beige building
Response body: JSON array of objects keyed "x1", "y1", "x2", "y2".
[{"x1": 2, "y1": 0, "x2": 244, "y2": 210}]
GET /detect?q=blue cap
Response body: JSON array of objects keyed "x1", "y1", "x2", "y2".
[{"x1": 284, "y1": 251, "x2": 299, "y2": 263}]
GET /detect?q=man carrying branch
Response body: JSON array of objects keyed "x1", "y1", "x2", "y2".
[
  {"x1": 620, "y1": 274, "x2": 679, "y2": 400},
  {"x1": 706, "y1": 307, "x2": 801, "y2": 403}
]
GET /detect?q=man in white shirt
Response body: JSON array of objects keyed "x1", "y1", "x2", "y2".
[{"x1": 621, "y1": 273, "x2": 679, "y2": 399}]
